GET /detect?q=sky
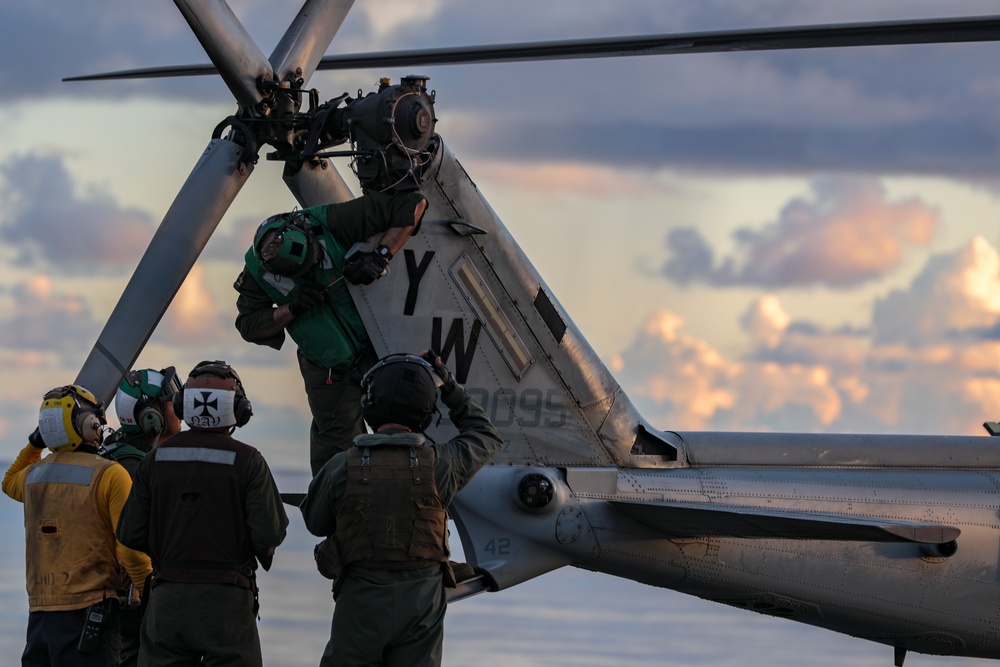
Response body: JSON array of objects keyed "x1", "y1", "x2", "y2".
[
  {"x1": 2, "y1": 0, "x2": 1000, "y2": 448},
  {"x1": 1, "y1": 1, "x2": 1000, "y2": 663}
]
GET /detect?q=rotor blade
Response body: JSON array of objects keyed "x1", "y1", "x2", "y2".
[
  {"x1": 63, "y1": 14, "x2": 1000, "y2": 82},
  {"x1": 75, "y1": 139, "x2": 253, "y2": 404},
  {"x1": 283, "y1": 159, "x2": 355, "y2": 208},
  {"x1": 173, "y1": 0, "x2": 273, "y2": 108},
  {"x1": 270, "y1": 0, "x2": 355, "y2": 84}
]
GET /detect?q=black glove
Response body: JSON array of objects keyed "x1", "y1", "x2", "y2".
[
  {"x1": 28, "y1": 427, "x2": 45, "y2": 449},
  {"x1": 289, "y1": 284, "x2": 325, "y2": 316},
  {"x1": 420, "y1": 349, "x2": 456, "y2": 396},
  {"x1": 343, "y1": 252, "x2": 389, "y2": 286}
]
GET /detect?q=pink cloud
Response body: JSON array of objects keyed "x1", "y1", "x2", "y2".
[{"x1": 663, "y1": 176, "x2": 939, "y2": 288}]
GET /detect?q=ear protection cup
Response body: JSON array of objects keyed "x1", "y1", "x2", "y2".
[
  {"x1": 136, "y1": 398, "x2": 165, "y2": 434},
  {"x1": 74, "y1": 411, "x2": 103, "y2": 442},
  {"x1": 172, "y1": 386, "x2": 185, "y2": 423},
  {"x1": 176, "y1": 361, "x2": 253, "y2": 428}
]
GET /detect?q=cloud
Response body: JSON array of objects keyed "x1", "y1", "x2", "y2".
[
  {"x1": 155, "y1": 264, "x2": 235, "y2": 346},
  {"x1": 0, "y1": 154, "x2": 156, "y2": 273},
  {"x1": 739, "y1": 295, "x2": 789, "y2": 349},
  {"x1": 661, "y1": 176, "x2": 938, "y2": 288},
  {"x1": 612, "y1": 309, "x2": 846, "y2": 431},
  {"x1": 872, "y1": 236, "x2": 1000, "y2": 347},
  {"x1": 5, "y1": 2, "x2": 1000, "y2": 181},
  {"x1": 0, "y1": 275, "x2": 98, "y2": 359},
  {"x1": 616, "y1": 235, "x2": 1000, "y2": 435}
]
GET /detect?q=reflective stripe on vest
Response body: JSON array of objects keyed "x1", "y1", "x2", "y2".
[
  {"x1": 26, "y1": 462, "x2": 95, "y2": 486},
  {"x1": 155, "y1": 447, "x2": 237, "y2": 465}
]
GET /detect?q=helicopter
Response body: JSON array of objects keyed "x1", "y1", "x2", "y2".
[{"x1": 11, "y1": 1, "x2": 1000, "y2": 665}]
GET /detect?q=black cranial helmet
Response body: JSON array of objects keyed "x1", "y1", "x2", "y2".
[{"x1": 361, "y1": 354, "x2": 439, "y2": 432}]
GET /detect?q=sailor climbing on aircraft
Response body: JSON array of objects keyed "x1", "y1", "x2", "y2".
[
  {"x1": 234, "y1": 191, "x2": 427, "y2": 476},
  {"x1": 300, "y1": 351, "x2": 503, "y2": 667}
]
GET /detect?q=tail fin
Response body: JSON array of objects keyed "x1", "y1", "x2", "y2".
[{"x1": 349, "y1": 140, "x2": 677, "y2": 469}]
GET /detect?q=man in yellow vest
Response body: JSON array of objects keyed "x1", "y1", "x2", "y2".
[
  {"x1": 234, "y1": 190, "x2": 426, "y2": 475},
  {"x1": 3, "y1": 385, "x2": 152, "y2": 666}
]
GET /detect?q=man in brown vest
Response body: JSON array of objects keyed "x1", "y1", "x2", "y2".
[
  {"x1": 300, "y1": 351, "x2": 503, "y2": 667},
  {"x1": 3, "y1": 384, "x2": 152, "y2": 666},
  {"x1": 116, "y1": 361, "x2": 288, "y2": 667}
]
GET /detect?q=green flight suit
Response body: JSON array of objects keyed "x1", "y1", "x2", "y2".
[{"x1": 299, "y1": 384, "x2": 504, "y2": 667}]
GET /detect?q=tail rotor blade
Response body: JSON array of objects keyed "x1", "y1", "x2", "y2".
[
  {"x1": 174, "y1": 0, "x2": 274, "y2": 108},
  {"x1": 75, "y1": 138, "x2": 253, "y2": 403}
]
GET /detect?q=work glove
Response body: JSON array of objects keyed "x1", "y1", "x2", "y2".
[
  {"x1": 289, "y1": 284, "x2": 325, "y2": 316},
  {"x1": 343, "y1": 252, "x2": 389, "y2": 286},
  {"x1": 28, "y1": 427, "x2": 45, "y2": 449},
  {"x1": 420, "y1": 349, "x2": 457, "y2": 397}
]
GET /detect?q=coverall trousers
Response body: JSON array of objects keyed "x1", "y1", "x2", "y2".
[
  {"x1": 140, "y1": 582, "x2": 261, "y2": 667},
  {"x1": 323, "y1": 564, "x2": 446, "y2": 667}
]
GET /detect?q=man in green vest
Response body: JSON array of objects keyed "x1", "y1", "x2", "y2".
[{"x1": 234, "y1": 190, "x2": 427, "y2": 475}]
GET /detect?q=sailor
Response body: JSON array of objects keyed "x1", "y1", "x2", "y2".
[
  {"x1": 104, "y1": 366, "x2": 183, "y2": 479},
  {"x1": 102, "y1": 366, "x2": 182, "y2": 667},
  {"x1": 2, "y1": 385, "x2": 152, "y2": 667},
  {"x1": 299, "y1": 351, "x2": 503, "y2": 667},
  {"x1": 234, "y1": 190, "x2": 427, "y2": 476},
  {"x1": 116, "y1": 360, "x2": 288, "y2": 667}
]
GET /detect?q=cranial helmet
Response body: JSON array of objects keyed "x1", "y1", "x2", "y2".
[
  {"x1": 253, "y1": 211, "x2": 320, "y2": 277},
  {"x1": 115, "y1": 366, "x2": 181, "y2": 435},
  {"x1": 172, "y1": 360, "x2": 253, "y2": 429},
  {"x1": 361, "y1": 354, "x2": 439, "y2": 432},
  {"x1": 38, "y1": 385, "x2": 107, "y2": 452}
]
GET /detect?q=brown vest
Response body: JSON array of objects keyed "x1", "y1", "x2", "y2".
[
  {"x1": 24, "y1": 452, "x2": 123, "y2": 611},
  {"x1": 145, "y1": 431, "x2": 257, "y2": 588},
  {"x1": 337, "y1": 442, "x2": 449, "y2": 569}
]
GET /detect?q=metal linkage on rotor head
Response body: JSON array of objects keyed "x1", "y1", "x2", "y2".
[{"x1": 250, "y1": 74, "x2": 438, "y2": 192}]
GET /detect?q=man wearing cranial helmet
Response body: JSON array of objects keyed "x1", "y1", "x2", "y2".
[
  {"x1": 104, "y1": 366, "x2": 183, "y2": 481},
  {"x1": 234, "y1": 190, "x2": 427, "y2": 476},
  {"x1": 2, "y1": 384, "x2": 153, "y2": 666},
  {"x1": 116, "y1": 360, "x2": 288, "y2": 667}
]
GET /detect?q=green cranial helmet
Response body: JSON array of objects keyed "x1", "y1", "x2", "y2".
[
  {"x1": 254, "y1": 212, "x2": 320, "y2": 277},
  {"x1": 115, "y1": 367, "x2": 181, "y2": 435}
]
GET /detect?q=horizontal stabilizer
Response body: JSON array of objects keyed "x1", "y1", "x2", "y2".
[
  {"x1": 280, "y1": 492, "x2": 305, "y2": 507},
  {"x1": 611, "y1": 499, "x2": 960, "y2": 544}
]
